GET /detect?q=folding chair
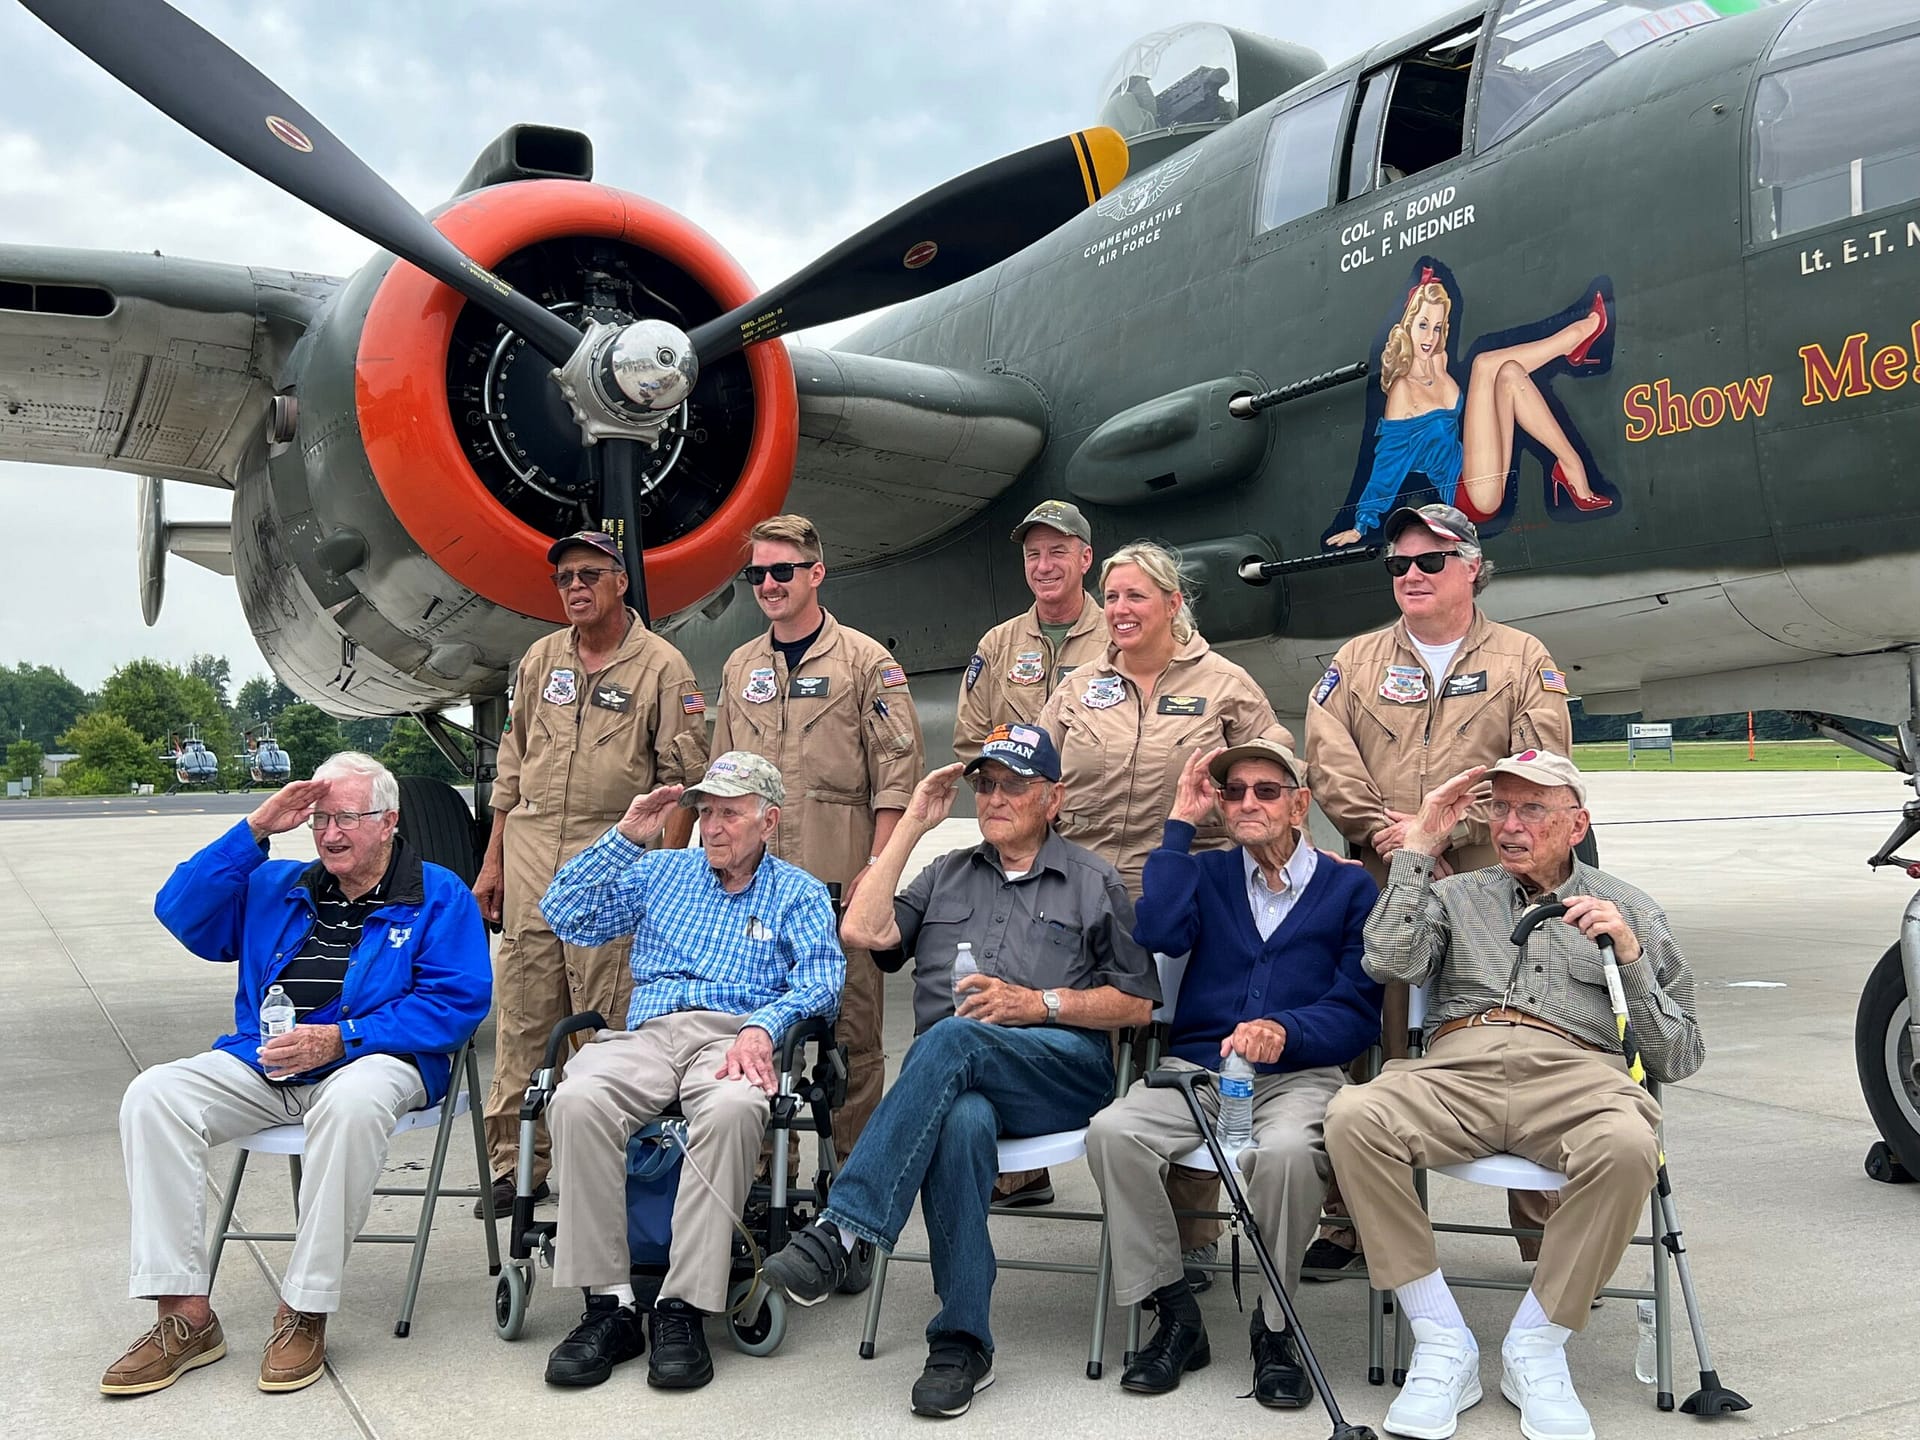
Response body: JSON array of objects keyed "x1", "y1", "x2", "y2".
[{"x1": 208, "y1": 1036, "x2": 498, "y2": 1337}]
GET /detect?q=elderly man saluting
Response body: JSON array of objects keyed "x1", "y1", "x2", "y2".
[
  {"x1": 762, "y1": 725, "x2": 1158, "y2": 1420},
  {"x1": 1324, "y1": 750, "x2": 1703, "y2": 1440},
  {"x1": 1087, "y1": 736, "x2": 1381, "y2": 1407},
  {"x1": 105, "y1": 752, "x2": 490, "y2": 1397},
  {"x1": 537, "y1": 752, "x2": 843, "y2": 1393}
]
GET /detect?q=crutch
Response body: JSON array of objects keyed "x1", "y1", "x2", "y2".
[
  {"x1": 1144, "y1": 1066, "x2": 1377, "y2": 1440},
  {"x1": 1511, "y1": 903, "x2": 1750, "y2": 1418}
]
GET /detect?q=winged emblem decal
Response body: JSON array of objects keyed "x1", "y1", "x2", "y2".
[{"x1": 1094, "y1": 150, "x2": 1200, "y2": 222}]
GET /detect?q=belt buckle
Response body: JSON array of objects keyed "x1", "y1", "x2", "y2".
[{"x1": 1477, "y1": 1008, "x2": 1518, "y2": 1029}]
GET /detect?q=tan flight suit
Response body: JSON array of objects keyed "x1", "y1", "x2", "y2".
[
  {"x1": 953, "y1": 593, "x2": 1108, "y2": 764},
  {"x1": 710, "y1": 610, "x2": 923, "y2": 1158},
  {"x1": 1303, "y1": 605, "x2": 1572, "y2": 1256},
  {"x1": 483, "y1": 612, "x2": 710, "y2": 1186},
  {"x1": 1039, "y1": 633, "x2": 1276, "y2": 1249}
]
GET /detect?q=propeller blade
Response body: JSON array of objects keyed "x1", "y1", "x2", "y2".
[
  {"x1": 22, "y1": 0, "x2": 583, "y2": 366},
  {"x1": 592, "y1": 441, "x2": 652, "y2": 628},
  {"x1": 687, "y1": 127, "x2": 1128, "y2": 362}
]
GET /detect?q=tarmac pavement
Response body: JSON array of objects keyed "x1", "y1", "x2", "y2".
[{"x1": 6, "y1": 771, "x2": 1919, "y2": 1438}]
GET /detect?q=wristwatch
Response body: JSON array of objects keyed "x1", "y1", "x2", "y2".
[{"x1": 1042, "y1": 988, "x2": 1061, "y2": 1025}]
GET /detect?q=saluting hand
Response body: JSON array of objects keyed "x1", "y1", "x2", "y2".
[
  {"x1": 908, "y1": 763, "x2": 965, "y2": 828},
  {"x1": 1404, "y1": 767, "x2": 1488, "y2": 858},
  {"x1": 247, "y1": 778, "x2": 329, "y2": 841},
  {"x1": 616, "y1": 784, "x2": 685, "y2": 844},
  {"x1": 1171, "y1": 748, "x2": 1224, "y2": 826}
]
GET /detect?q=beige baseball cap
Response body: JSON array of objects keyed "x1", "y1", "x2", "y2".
[
  {"x1": 1486, "y1": 748, "x2": 1586, "y2": 805},
  {"x1": 1207, "y1": 735, "x2": 1305, "y2": 789},
  {"x1": 681, "y1": 751, "x2": 785, "y2": 808},
  {"x1": 1010, "y1": 499, "x2": 1092, "y2": 544}
]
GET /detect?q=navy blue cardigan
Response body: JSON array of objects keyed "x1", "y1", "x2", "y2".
[{"x1": 1135, "y1": 821, "x2": 1384, "y2": 1074}]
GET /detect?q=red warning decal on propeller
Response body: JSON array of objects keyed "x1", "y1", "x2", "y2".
[
  {"x1": 266, "y1": 115, "x2": 314, "y2": 153},
  {"x1": 902, "y1": 240, "x2": 938, "y2": 270}
]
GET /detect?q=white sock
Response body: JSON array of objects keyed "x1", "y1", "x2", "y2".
[
  {"x1": 1509, "y1": 1288, "x2": 1552, "y2": 1336},
  {"x1": 834, "y1": 1223, "x2": 857, "y2": 1254},
  {"x1": 591, "y1": 1283, "x2": 636, "y2": 1308},
  {"x1": 1396, "y1": 1269, "x2": 1468, "y2": 1333}
]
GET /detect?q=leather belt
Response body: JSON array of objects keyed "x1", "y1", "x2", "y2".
[{"x1": 1430, "y1": 1006, "x2": 1604, "y2": 1052}]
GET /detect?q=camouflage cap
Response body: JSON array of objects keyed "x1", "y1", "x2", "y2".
[
  {"x1": 681, "y1": 750, "x2": 785, "y2": 808},
  {"x1": 1383, "y1": 503, "x2": 1478, "y2": 548},
  {"x1": 1010, "y1": 499, "x2": 1092, "y2": 544},
  {"x1": 1486, "y1": 748, "x2": 1586, "y2": 805}
]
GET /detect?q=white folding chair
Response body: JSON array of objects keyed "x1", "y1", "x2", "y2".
[{"x1": 207, "y1": 1036, "x2": 497, "y2": 1337}]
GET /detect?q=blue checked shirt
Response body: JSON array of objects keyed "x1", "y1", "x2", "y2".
[{"x1": 541, "y1": 831, "x2": 844, "y2": 1042}]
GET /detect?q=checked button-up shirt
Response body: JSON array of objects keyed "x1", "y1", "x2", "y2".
[{"x1": 541, "y1": 830, "x2": 845, "y2": 1042}]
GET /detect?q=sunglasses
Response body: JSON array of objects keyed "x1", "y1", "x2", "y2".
[
  {"x1": 968, "y1": 775, "x2": 1040, "y2": 797},
  {"x1": 309, "y1": 809, "x2": 386, "y2": 831},
  {"x1": 551, "y1": 566, "x2": 618, "y2": 589},
  {"x1": 741, "y1": 561, "x2": 817, "y2": 586},
  {"x1": 1220, "y1": 781, "x2": 1295, "y2": 803},
  {"x1": 1383, "y1": 551, "x2": 1460, "y2": 577}
]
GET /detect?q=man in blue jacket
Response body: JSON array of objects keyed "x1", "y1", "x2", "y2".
[
  {"x1": 104, "y1": 752, "x2": 490, "y2": 1399},
  {"x1": 1086, "y1": 735, "x2": 1381, "y2": 1407}
]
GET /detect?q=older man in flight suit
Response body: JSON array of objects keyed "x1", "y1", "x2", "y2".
[
  {"x1": 710, "y1": 513, "x2": 924, "y2": 1155},
  {"x1": 472, "y1": 530, "x2": 710, "y2": 1213},
  {"x1": 1304, "y1": 502, "x2": 1571, "y2": 1273}
]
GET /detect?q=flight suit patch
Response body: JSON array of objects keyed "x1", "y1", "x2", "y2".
[
  {"x1": 1380, "y1": 665, "x2": 1428, "y2": 704},
  {"x1": 681, "y1": 690, "x2": 706, "y2": 715},
  {"x1": 790, "y1": 675, "x2": 831, "y2": 699},
  {"x1": 964, "y1": 654, "x2": 984, "y2": 691},
  {"x1": 1311, "y1": 664, "x2": 1341, "y2": 706},
  {"x1": 743, "y1": 667, "x2": 777, "y2": 704},
  {"x1": 1008, "y1": 651, "x2": 1045, "y2": 686},
  {"x1": 1442, "y1": 671, "x2": 1488, "y2": 698},
  {"x1": 1540, "y1": 667, "x2": 1569, "y2": 694},
  {"x1": 1156, "y1": 695, "x2": 1207, "y2": 716},
  {"x1": 880, "y1": 664, "x2": 909, "y2": 688},
  {"x1": 1055, "y1": 665, "x2": 1074, "y2": 685},
  {"x1": 1082, "y1": 675, "x2": 1126, "y2": 709},
  {"x1": 590, "y1": 682, "x2": 632, "y2": 712},
  {"x1": 542, "y1": 669, "x2": 577, "y2": 705}
]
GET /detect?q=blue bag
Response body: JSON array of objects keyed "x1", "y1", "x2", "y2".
[{"x1": 625, "y1": 1119, "x2": 685, "y2": 1265}]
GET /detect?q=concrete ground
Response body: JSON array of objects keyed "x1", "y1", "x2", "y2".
[{"x1": 6, "y1": 771, "x2": 1918, "y2": 1438}]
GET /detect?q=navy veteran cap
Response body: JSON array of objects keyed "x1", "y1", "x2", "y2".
[
  {"x1": 546, "y1": 530, "x2": 623, "y2": 565},
  {"x1": 964, "y1": 722, "x2": 1062, "y2": 782}
]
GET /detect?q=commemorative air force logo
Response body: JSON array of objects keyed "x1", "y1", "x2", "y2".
[
  {"x1": 1094, "y1": 150, "x2": 1199, "y2": 222},
  {"x1": 1082, "y1": 675, "x2": 1126, "y2": 710},
  {"x1": 743, "y1": 667, "x2": 778, "y2": 704},
  {"x1": 542, "y1": 668, "x2": 577, "y2": 705}
]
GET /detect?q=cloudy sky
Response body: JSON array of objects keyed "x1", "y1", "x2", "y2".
[{"x1": 0, "y1": 0, "x2": 1457, "y2": 693}]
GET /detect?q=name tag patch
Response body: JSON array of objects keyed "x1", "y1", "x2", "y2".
[
  {"x1": 743, "y1": 667, "x2": 778, "y2": 704},
  {"x1": 1157, "y1": 695, "x2": 1208, "y2": 716},
  {"x1": 790, "y1": 675, "x2": 831, "y2": 699},
  {"x1": 1055, "y1": 664, "x2": 1074, "y2": 685},
  {"x1": 1380, "y1": 665, "x2": 1429, "y2": 704},
  {"x1": 590, "y1": 682, "x2": 632, "y2": 712},
  {"x1": 1442, "y1": 670, "x2": 1488, "y2": 699},
  {"x1": 1008, "y1": 651, "x2": 1045, "y2": 686},
  {"x1": 542, "y1": 668, "x2": 577, "y2": 705},
  {"x1": 1082, "y1": 675, "x2": 1126, "y2": 709}
]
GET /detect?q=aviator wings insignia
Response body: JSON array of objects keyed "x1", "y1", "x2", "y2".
[{"x1": 1094, "y1": 150, "x2": 1200, "y2": 222}]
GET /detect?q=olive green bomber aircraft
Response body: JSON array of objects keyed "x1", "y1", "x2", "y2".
[{"x1": 4, "y1": 0, "x2": 1920, "y2": 1174}]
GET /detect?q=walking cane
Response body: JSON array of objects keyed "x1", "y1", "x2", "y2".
[
  {"x1": 1144, "y1": 1066, "x2": 1377, "y2": 1440},
  {"x1": 1510, "y1": 902, "x2": 1750, "y2": 1418}
]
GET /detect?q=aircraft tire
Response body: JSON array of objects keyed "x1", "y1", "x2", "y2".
[
  {"x1": 396, "y1": 776, "x2": 479, "y2": 888},
  {"x1": 1854, "y1": 943, "x2": 1920, "y2": 1177}
]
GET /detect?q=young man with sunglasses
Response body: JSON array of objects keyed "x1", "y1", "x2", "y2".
[
  {"x1": 710, "y1": 512, "x2": 924, "y2": 1158},
  {"x1": 1302, "y1": 502, "x2": 1572, "y2": 1276},
  {"x1": 472, "y1": 530, "x2": 711, "y2": 1216},
  {"x1": 760, "y1": 727, "x2": 1158, "y2": 1418},
  {"x1": 1086, "y1": 736, "x2": 1381, "y2": 1408}
]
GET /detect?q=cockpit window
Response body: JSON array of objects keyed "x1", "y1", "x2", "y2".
[
  {"x1": 1479, "y1": 0, "x2": 1788, "y2": 152},
  {"x1": 1096, "y1": 24, "x2": 1240, "y2": 140},
  {"x1": 1772, "y1": 0, "x2": 1918, "y2": 62}
]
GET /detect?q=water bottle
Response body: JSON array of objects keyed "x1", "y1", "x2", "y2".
[
  {"x1": 951, "y1": 942, "x2": 979, "y2": 1016},
  {"x1": 1215, "y1": 1049, "x2": 1256, "y2": 1153},
  {"x1": 259, "y1": 983, "x2": 296, "y2": 1052},
  {"x1": 1634, "y1": 1299, "x2": 1658, "y2": 1383}
]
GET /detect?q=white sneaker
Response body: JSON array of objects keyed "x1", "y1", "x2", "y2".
[
  {"x1": 1385, "y1": 1318, "x2": 1482, "y2": 1439},
  {"x1": 1501, "y1": 1325, "x2": 1596, "y2": 1440}
]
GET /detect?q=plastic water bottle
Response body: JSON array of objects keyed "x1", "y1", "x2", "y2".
[
  {"x1": 951, "y1": 942, "x2": 979, "y2": 1015},
  {"x1": 1216, "y1": 1049, "x2": 1256, "y2": 1153},
  {"x1": 259, "y1": 983, "x2": 296, "y2": 1051},
  {"x1": 1634, "y1": 1299, "x2": 1658, "y2": 1383}
]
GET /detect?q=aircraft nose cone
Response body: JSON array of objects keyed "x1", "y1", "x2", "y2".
[{"x1": 607, "y1": 318, "x2": 697, "y2": 412}]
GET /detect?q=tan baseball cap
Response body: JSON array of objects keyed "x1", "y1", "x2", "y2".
[
  {"x1": 1486, "y1": 748, "x2": 1586, "y2": 805},
  {"x1": 681, "y1": 751, "x2": 785, "y2": 808},
  {"x1": 1207, "y1": 736, "x2": 1305, "y2": 789},
  {"x1": 1010, "y1": 499, "x2": 1092, "y2": 544}
]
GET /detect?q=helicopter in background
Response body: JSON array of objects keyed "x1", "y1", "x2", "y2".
[
  {"x1": 242, "y1": 721, "x2": 291, "y2": 789},
  {"x1": 159, "y1": 723, "x2": 220, "y2": 793}
]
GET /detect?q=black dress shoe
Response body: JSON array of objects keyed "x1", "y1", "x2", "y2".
[
  {"x1": 544, "y1": 1296, "x2": 642, "y2": 1387},
  {"x1": 1250, "y1": 1303, "x2": 1313, "y2": 1409},
  {"x1": 1300, "y1": 1235, "x2": 1363, "y2": 1280},
  {"x1": 647, "y1": 1297, "x2": 713, "y2": 1390},
  {"x1": 474, "y1": 1173, "x2": 548, "y2": 1218},
  {"x1": 1120, "y1": 1309, "x2": 1210, "y2": 1394}
]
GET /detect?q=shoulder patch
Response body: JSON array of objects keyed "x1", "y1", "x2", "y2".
[
  {"x1": 1539, "y1": 666, "x2": 1569, "y2": 694},
  {"x1": 681, "y1": 690, "x2": 706, "y2": 715},
  {"x1": 1311, "y1": 663, "x2": 1341, "y2": 706},
  {"x1": 880, "y1": 663, "x2": 908, "y2": 688},
  {"x1": 964, "y1": 653, "x2": 984, "y2": 691}
]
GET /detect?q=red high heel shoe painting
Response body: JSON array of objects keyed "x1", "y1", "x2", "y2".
[
  {"x1": 1564, "y1": 291, "x2": 1608, "y2": 367},
  {"x1": 1551, "y1": 461, "x2": 1612, "y2": 511}
]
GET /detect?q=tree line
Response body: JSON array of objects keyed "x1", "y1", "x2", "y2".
[{"x1": 1, "y1": 657, "x2": 472, "y2": 795}]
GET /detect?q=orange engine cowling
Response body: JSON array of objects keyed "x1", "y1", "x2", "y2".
[{"x1": 354, "y1": 179, "x2": 797, "y2": 623}]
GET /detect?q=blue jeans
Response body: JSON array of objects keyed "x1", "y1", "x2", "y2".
[{"x1": 822, "y1": 1018, "x2": 1114, "y2": 1352}]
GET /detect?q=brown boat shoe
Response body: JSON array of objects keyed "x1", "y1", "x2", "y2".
[
  {"x1": 259, "y1": 1308, "x2": 327, "y2": 1392},
  {"x1": 100, "y1": 1311, "x2": 227, "y2": 1395}
]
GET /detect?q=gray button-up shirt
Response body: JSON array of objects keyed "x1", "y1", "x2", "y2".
[
  {"x1": 1364, "y1": 849, "x2": 1704, "y2": 1083},
  {"x1": 891, "y1": 828, "x2": 1160, "y2": 1036}
]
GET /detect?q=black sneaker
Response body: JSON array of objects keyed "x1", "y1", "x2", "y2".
[
  {"x1": 1300, "y1": 1235, "x2": 1363, "y2": 1281},
  {"x1": 474, "y1": 1173, "x2": 548, "y2": 1219},
  {"x1": 762, "y1": 1217, "x2": 850, "y2": 1306},
  {"x1": 990, "y1": 1170, "x2": 1055, "y2": 1207},
  {"x1": 544, "y1": 1296, "x2": 642, "y2": 1387},
  {"x1": 646, "y1": 1298, "x2": 713, "y2": 1390},
  {"x1": 910, "y1": 1335, "x2": 995, "y2": 1418}
]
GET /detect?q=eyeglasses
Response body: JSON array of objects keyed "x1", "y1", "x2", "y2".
[
  {"x1": 309, "y1": 809, "x2": 385, "y2": 831},
  {"x1": 1487, "y1": 800, "x2": 1578, "y2": 825},
  {"x1": 741, "y1": 561, "x2": 816, "y2": 586},
  {"x1": 968, "y1": 775, "x2": 1040, "y2": 797},
  {"x1": 551, "y1": 566, "x2": 618, "y2": 589},
  {"x1": 1220, "y1": 781, "x2": 1295, "y2": 803},
  {"x1": 1383, "y1": 551, "x2": 1459, "y2": 577}
]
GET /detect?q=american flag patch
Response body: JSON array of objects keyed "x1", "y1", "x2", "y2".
[
  {"x1": 1539, "y1": 668, "x2": 1568, "y2": 694},
  {"x1": 880, "y1": 664, "x2": 908, "y2": 688},
  {"x1": 682, "y1": 691, "x2": 707, "y2": 714}
]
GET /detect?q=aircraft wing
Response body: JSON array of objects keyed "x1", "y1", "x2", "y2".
[
  {"x1": 786, "y1": 345, "x2": 1049, "y2": 565},
  {"x1": 0, "y1": 246, "x2": 335, "y2": 488}
]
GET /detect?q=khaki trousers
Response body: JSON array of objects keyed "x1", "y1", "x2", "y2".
[
  {"x1": 548, "y1": 1012, "x2": 768, "y2": 1313},
  {"x1": 1323, "y1": 1024, "x2": 1661, "y2": 1331},
  {"x1": 834, "y1": 947, "x2": 883, "y2": 1160},
  {"x1": 1087, "y1": 1059, "x2": 1343, "y2": 1312},
  {"x1": 121, "y1": 1050, "x2": 426, "y2": 1313}
]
